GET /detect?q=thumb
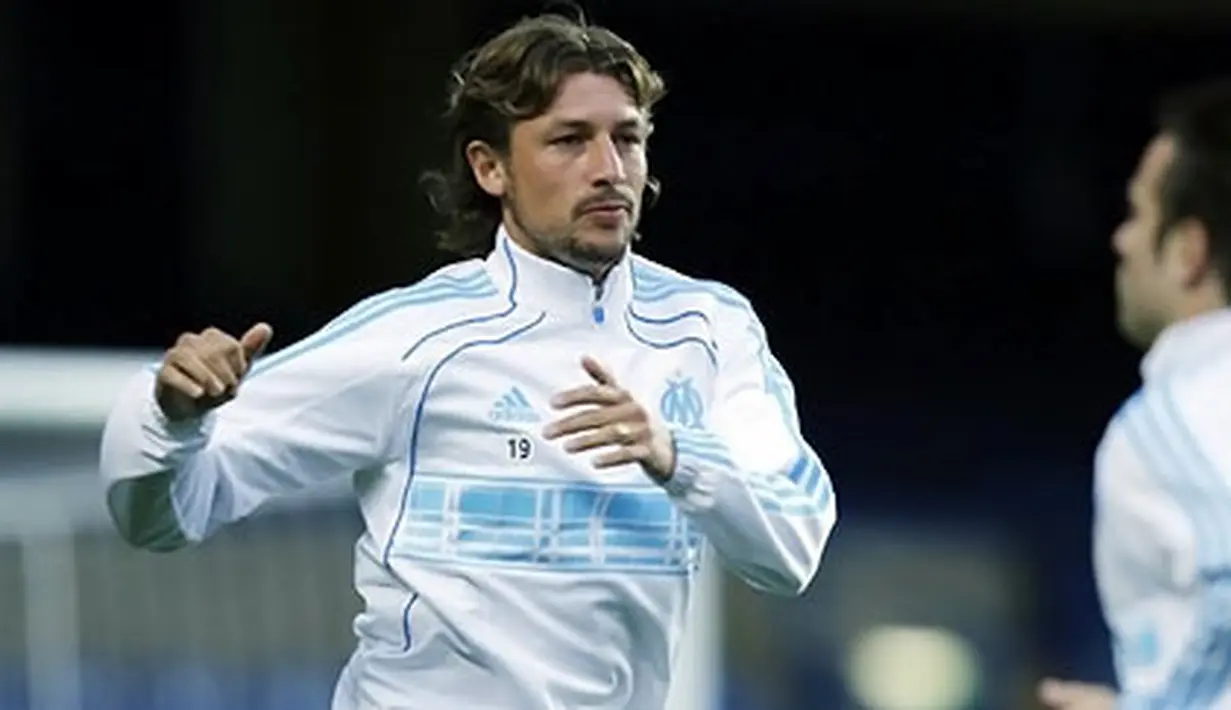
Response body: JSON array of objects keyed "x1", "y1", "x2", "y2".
[
  {"x1": 1037, "y1": 678, "x2": 1077, "y2": 706},
  {"x1": 581, "y1": 355, "x2": 617, "y2": 386},
  {"x1": 239, "y1": 322, "x2": 274, "y2": 361}
]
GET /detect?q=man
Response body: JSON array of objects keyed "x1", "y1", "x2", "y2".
[
  {"x1": 99, "y1": 12, "x2": 837, "y2": 710},
  {"x1": 1039, "y1": 82, "x2": 1231, "y2": 710}
]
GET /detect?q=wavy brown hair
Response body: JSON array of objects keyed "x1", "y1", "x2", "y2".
[{"x1": 421, "y1": 11, "x2": 666, "y2": 257}]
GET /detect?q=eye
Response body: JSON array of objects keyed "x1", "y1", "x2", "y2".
[{"x1": 551, "y1": 134, "x2": 584, "y2": 146}]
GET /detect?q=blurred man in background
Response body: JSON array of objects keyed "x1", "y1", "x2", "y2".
[
  {"x1": 1040, "y1": 82, "x2": 1231, "y2": 710},
  {"x1": 99, "y1": 10, "x2": 836, "y2": 710}
]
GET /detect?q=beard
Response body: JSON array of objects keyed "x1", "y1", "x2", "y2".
[
  {"x1": 505, "y1": 196, "x2": 640, "y2": 278},
  {"x1": 561, "y1": 223, "x2": 636, "y2": 269}
]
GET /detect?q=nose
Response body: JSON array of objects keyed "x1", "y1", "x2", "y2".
[{"x1": 588, "y1": 135, "x2": 626, "y2": 185}]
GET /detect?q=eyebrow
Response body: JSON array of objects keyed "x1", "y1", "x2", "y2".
[{"x1": 550, "y1": 118, "x2": 648, "y2": 132}]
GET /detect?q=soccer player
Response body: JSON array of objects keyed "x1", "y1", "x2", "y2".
[
  {"x1": 99, "y1": 12, "x2": 837, "y2": 709},
  {"x1": 1039, "y1": 82, "x2": 1231, "y2": 710}
]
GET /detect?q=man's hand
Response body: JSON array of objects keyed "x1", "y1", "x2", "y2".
[
  {"x1": 155, "y1": 323, "x2": 273, "y2": 422},
  {"x1": 542, "y1": 355, "x2": 676, "y2": 482},
  {"x1": 1038, "y1": 678, "x2": 1117, "y2": 710}
]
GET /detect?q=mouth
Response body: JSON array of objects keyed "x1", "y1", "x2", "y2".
[{"x1": 581, "y1": 201, "x2": 630, "y2": 216}]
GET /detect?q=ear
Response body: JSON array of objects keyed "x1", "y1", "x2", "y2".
[
  {"x1": 1163, "y1": 217, "x2": 1212, "y2": 287},
  {"x1": 465, "y1": 140, "x2": 508, "y2": 199}
]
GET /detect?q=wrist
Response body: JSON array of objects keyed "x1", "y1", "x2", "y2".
[
  {"x1": 147, "y1": 384, "x2": 210, "y2": 440},
  {"x1": 643, "y1": 432, "x2": 677, "y2": 484},
  {"x1": 659, "y1": 427, "x2": 731, "y2": 497}
]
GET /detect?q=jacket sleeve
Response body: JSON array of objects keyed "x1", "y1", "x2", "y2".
[
  {"x1": 661, "y1": 290, "x2": 837, "y2": 596},
  {"x1": 99, "y1": 325, "x2": 408, "y2": 551},
  {"x1": 1107, "y1": 386, "x2": 1231, "y2": 709}
]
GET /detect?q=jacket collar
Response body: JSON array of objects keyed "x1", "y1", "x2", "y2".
[
  {"x1": 484, "y1": 224, "x2": 634, "y2": 323},
  {"x1": 1141, "y1": 308, "x2": 1231, "y2": 382}
]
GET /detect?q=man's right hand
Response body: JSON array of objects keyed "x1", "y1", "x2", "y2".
[
  {"x1": 155, "y1": 323, "x2": 273, "y2": 422},
  {"x1": 1037, "y1": 678, "x2": 1117, "y2": 710}
]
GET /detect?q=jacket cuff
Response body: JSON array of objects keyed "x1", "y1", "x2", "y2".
[{"x1": 662, "y1": 428, "x2": 733, "y2": 498}]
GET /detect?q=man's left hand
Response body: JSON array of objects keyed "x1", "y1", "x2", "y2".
[
  {"x1": 543, "y1": 356, "x2": 676, "y2": 482},
  {"x1": 1038, "y1": 678, "x2": 1117, "y2": 710}
]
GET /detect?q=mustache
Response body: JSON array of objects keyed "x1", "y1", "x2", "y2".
[{"x1": 574, "y1": 190, "x2": 634, "y2": 216}]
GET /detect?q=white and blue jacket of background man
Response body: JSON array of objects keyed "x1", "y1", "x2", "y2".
[
  {"x1": 1095, "y1": 309, "x2": 1231, "y2": 710},
  {"x1": 100, "y1": 225, "x2": 838, "y2": 710}
]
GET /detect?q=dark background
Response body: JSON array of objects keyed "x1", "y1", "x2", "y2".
[{"x1": 6, "y1": 2, "x2": 1231, "y2": 708}]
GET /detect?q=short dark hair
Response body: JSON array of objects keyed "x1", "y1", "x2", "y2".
[
  {"x1": 1157, "y1": 80, "x2": 1231, "y2": 297},
  {"x1": 420, "y1": 11, "x2": 666, "y2": 258}
]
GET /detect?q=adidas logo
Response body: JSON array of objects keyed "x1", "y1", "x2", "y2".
[{"x1": 489, "y1": 386, "x2": 541, "y2": 424}]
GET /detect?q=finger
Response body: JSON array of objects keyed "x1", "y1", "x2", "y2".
[
  {"x1": 581, "y1": 355, "x2": 617, "y2": 386},
  {"x1": 240, "y1": 322, "x2": 274, "y2": 362},
  {"x1": 157, "y1": 364, "x2": 206, "y2": 399},
  {"x1": 205, "y1": 328, "x2": 247, "y2": 375},
  {"x1": 168, "y1": 352, "x2": 227, "y2": 397},
  {"x1": 542, "y1": 403, "x2": 635, "y2": 440},
  {"x1": 198, "y1": 330, "x2": 242, "y2": 390},
  {"x1": 550, "y1": 384, "x2": 626, "y2": 409},
  {"x1": 206, "y1": 355, "x2": 240, "y2": 390},
  {"x1": 562, "y1": 430, "x2": 613, "y2": 454},
  {"x1": 594, "y1": 443, "x2": 650, "y2": 469},
  {"x1": 563, "y1": 421, "x2": 645, "y2": 454}
]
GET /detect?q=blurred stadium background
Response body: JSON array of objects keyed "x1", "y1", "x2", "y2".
[{"x1": 5, "y1": 1, "x2": 1231, "y2": 709}]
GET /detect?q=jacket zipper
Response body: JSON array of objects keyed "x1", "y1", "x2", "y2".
[{"x1": 591, "y1": 280, "x2": 606, "y2": 325}]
